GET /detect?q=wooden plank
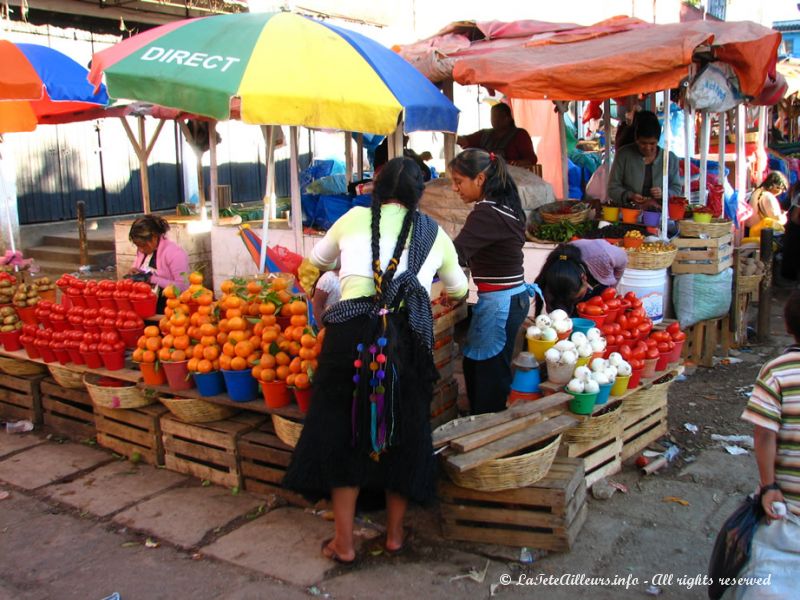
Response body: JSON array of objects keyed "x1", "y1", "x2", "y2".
[
  {"x1": 0, "y1": 401, "x2": 34, "y2": 422},
  {"x1": 40, "y1": 380, "x2": 92, "y2": 404},
  {"x1": 674, "y1": 233, "x2": 732, "y2": 248},
  {"x1": 165, "y1": 455, "x2": 239, "y2": 488},
  {"x1": 446, "y1": 415, "x2": 578, "y2": 473},
  {"x1": 0, "y1": 372, "x2": 42, "y2": 394},
  {"x1": 582, "y1": 439, "x2": 622, "y2": 472},
  {"x1": 242, "y1": 478, "x2": 312, "y2": 508},
  {"x1": 450, "y1": 413, "x2": 544, "y2": 453},
  {"x1": 564, "y1": 480, "x2": 587, "y2": 524},
  {"x1": 433, "y1": 394, "x2": 571, "y2": 448},
  {"x1": 42, "y1": 396, "x2": 94, "y2": 422},
  {"x1": 240, "y1": 461, "x2": 286, "y2": 485},
  {"x1": 97, "y1": 433, "x2": 160, "y2": 465},
  {"x1": 585, "y1": 457, "x2": 621, "y2": 488},
  {"x1": 440, "y1": 521, "x2": 570, "y2": 552},
  {"x1": 163, "y1": 435, "x2": 236, "y2": 467},
  {"x1": 42, "y1": 412, "x2": 96, "y2": 440},
  {"x1": 160, "y1": 415, "x2": 258, "y2": 449},
  {"x1": 96, "y1": 417, "x2": 155, "y2": 448},
  {"x1": 441, "y1": 503, "x2": 566, "y2": 531},
  {"x1": 622, "y1": 420, "x2": 667, "y2": 462},
  {"x1": 95, "y1": 404, "x2": 168, "y2": 430},
  {"x1": 0, "y1": 388, "x2": 34, "y2": 409}
]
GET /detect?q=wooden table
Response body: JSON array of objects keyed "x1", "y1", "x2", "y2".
[{"x1": 0, "y1": 348, "x2": 142, "y2": 384}]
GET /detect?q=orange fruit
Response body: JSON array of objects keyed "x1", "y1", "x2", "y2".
[
  {"x1": 300, "y1": 359, "x2": 315, "y2": 372},
  {"x1": 145, "y1": 337, "x2": 162, "y2": 352},
  {"x1": 171, "y1": 350, "x2": 187, "y2": 362},
  {"x1": 286, "y1": 373, "x2": 296, "y2": 387},
  {"x1": 224, "y1": 296, "x2": 242, "y2": 310},
  {"x1": 279, "y1": 303, "x2": 292, "y2": 317},
  {"x1": 200, "y1": 323, "x2": 217, "y2": 337},
  {"x1": 192, "y1": 344, "x2": 205, "y2": 360},
  {"x1": 246, "y1": 281, "x2": 261, "y2": 294},
  {"x1": 142, "y1": 350, "x2": 156, "y2": 363},
  {"x1": 276, "y1": 365, "x2": 290, "y2": 380},
  {"x1": 162, "y1": 334, "x2": 174, "y2": 349},
  {"x1": 290, "y1": 314, "x2": 308, "y2": 327},
  {"x1": 218, "y1": 318, "x2": 230, "y2": 333},
  {"x1": 170, "y1": 326, "x2": 187, "y2": 338},
  {"x1": 261, "y1": 368, "x2": 276, "y2": 382},
  {"x1": 261, "y1": 315, "x2": 277, "y2": 327},
  {"x1": 259, "y1": 302, "x2": 276, "y2": 316},
  {"x1": 137, "y1": 336, "x2": 148, "y2": 350},
  {"x1": 260, "y1": 354, "x2": 276, "y2": 369},
  {"x1": 288, "y1": 341, "x2": 302, "y2": 356},
  {"x1": 275, "y1": 351, "x2": 291, "y2": 366},
  {"x1": 203, "y1": 346, "x2": 220, "y2": 361},
  {"x1": 164, "y1": 307, "x2": 174, "y2": 318},
  {"x1": 299, "y1": 347, "x2": 312, "y2": 360},
  {"x1": 226, "y1": 308, "x2": 243, "y2": 319},
  {"x1": 234, "y1": 341, "x2": 253, "y2": 358},
  {"x1": 253, "y1": 322, "x2": 264, "y2": 336},
  {"x1": 271, "y1": 277, "x2": 288, "y2": 291},
  {"x1": 158, "y1": 348, "x2": 172, "y2": 361},
  {"x1": 221, "y1": 280, "x2": 235, "y2": 294},
  {"x1": 262, "y1": 328, "x2": 278, "y2": 343},
  {"x1": 212, "y1": 360, "x2": 220, "y2": 371},
  {"x1": 289, "y1": 356, "x2": 302, "y2": 373},
  {"x1": 249, "y1": 334, "x2": 261, "y2": 346},
  {"x1": 247, "y1": 303, "x2": 261, "y2": 317},
  {"x1": 289, "y1": 300, "x2": 307, "y2": 315},
  {"x1": 173, "y1": 335, "x2": 190, "y2": 350},
  {"x1": 227, "y1": 316, "x2": 246, "y2": 331},
  {"x1": 196, "y1": 293, "x2": 213, "y2": 307},
  {"x1": 228, "y1": 330, "x2": 248, "y2": 344},
  {"x1": 144, "y1": 325, "x2": 160, "y2": 338},
  {"x1": 277, "y1": 290, "x2": 292, "y2": 304},
  {"x1": 300, "y1": 334, "x2": 316, "y2": 348},
  {"x1": 163, "y1": 285, "x2": 178, "y2": 299},
  {"x1": 189, "y1": 272, "x2": 203, "y2": 285},
  {"x1": 291, "y1": 327, "x2": 304, "y2": 342},
  {"x1": 197, "y1": 359, "x2": 213, "y2": 374},
  {"x1": 132, "y1": 348, "x2": 145, "y2": 362},
  {"x1": 187, "y1": 357, "x2": 199, "y2": 372},
  {"x1": 247, "y1": 354, "x2": 259, "y2": 367},
  {"x1": 223, "y1": 342, "x2": 236, "y2": 357},
  {"x1": 216, "y1": 332, "x2": 228, "y2": 345},
  {"x1": 200, "y1": 335, "x2": 216, "y2": 347},
  {"x1": 230, "y1": 356, "x2": 247, "y2": 371},
  {"x1": 294, "y1": 373, "x2": 310, "y2": 389},
  {"x1": 219, "y1": 354, "x2": 232, "y2": 370}
]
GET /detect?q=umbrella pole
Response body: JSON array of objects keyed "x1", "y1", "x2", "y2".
[
  {"x1": 209, "y1": 120, "x2": 219, "y2": 225},
  {"x1": 356, "y1": 133, "x2": 364, "y2": 179},
  {"x1": 683, "y1": 107, "x2": 692, "y2": 198},
  {"x1": 699, "y1": 113, "x2": 710, "y2": 206},
  {"x1": 557, "y1": 102, "x2": 568, "y2": 199},
  {"x1": 259, "y1": 125, "x2": 276, "y2": 274},
  {"x1": 603, "y1": 99, "x2": 611, "y2": 200},
  {"x1": 289, "y1": 126, "x2": 303, "y2": 254},
  {"x1": 735, "y1": 105, "x2": 746, "y2": 210},
  {"x1": 661, "y1": 89, "x2": 670, "y2": 239},
  {"x1": 344, "y1": 132, "x2": 353, "y2": 186},
  {"x1": 718, "y1": 111, "x2": 727, "y2": 219}
]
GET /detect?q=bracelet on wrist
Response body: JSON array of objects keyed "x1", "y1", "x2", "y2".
[{"x1": 759, "y1": 482, "x2": 780, "y2": 495}]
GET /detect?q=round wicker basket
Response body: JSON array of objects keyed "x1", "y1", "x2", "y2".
[
  {"x1": 678, "y1": 218, "x2": 732, "y2": 239},
  {"x1": 83, "y1": 373, "x2": 156, "y2": 409},
  {"x1": 622, "y1": 380, "x2": 670, "y2": 414},
  {"x1": 626, "y1": 246, "x2": 677, "y2": 270},
  {"x1": 272, "y1": 413, "x2": 304, "y2": 448},
  {"x1": 160, "y1": 396, "x2": 237, "y2": 423},
  {"x1": 737, "y1": 274, "x2": 762, "y2": 295},
  {"x1": 564, "y1": 403, "x2": 624, "y2": 443},
  {"x1": 539, "y1": 201, "x2": 591, "y2": 225},
  {"x1": 48, "y1": 365, "x2": 85, "y2": 389},
  {"x1": 442, "y1": 434, "x2": 562, "y2": 492},
  {"x1": 0, "y1": 356, "x2": 46, "y2": 376}
]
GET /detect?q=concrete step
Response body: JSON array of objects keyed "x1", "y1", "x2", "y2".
[
  {"x1": 26, "y1": 246, "x2": 115, "y2": 266},
  {"x1": 31, "y1": 259, "x2": 117, "y2": 280},
  {"x1": 40, "y1": 235, "x2": 116, "y2": 252}
]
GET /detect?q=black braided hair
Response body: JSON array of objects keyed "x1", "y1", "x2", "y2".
[
  {"x1": 534, "y1": 243, "x2": 584, "y2": 315},
  {"x1": 448, "y1": 149, "x2": 525, "y2": 222},
  {"x1": 369, "y1": 157, "x2": 426, "y2": 303}
]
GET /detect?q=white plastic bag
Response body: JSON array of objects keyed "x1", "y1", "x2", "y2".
[
  {"x1": 686, "y1": 63, "x2": 742, "y2": 113},
  {"x1": 672, "y1": 268, "x2": 733, "y2": 328},
  {"x1": 585, "y1": 168, "x2": 608, "y2": 202}
]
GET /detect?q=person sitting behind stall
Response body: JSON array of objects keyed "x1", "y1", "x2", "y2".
[
  {"x1": 310, "y1": 270, "x2": 341, "y2": 324},
  {"x1": 607, "y1": 110, "x2": 681, "y2": 211},
  {"x1": 128, "y1": 215, "x2": 190, "y2": 303},
  {"x1": 534, "y1": 240, "x2": 627, "y2": 316},
  {"x1": 456, "y1": 103, "x2": 537, "y2": 169},
  {"x1": 745, "y1": 171, "x2": 788, "y2": 229}
]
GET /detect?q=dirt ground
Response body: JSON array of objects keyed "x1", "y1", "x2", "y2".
[{"x1": 0, "y1": 289, "x2": 795, "y2": 600}]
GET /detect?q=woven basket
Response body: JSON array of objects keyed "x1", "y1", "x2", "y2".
[
  {"x1": 539, "y1": 201, "x2": 591, "y2": 225},
  {"x1": 48, "y1": 365, "x2": 85, "y2": 389},
  {"x1": 0, "y1": 356, "x2": 46, "y2": 376},
  {"x1": 83, "y1": 373, "x2": 156, "y2": 409},
  {"x1": 737, "y1": 274, "x2": 762, "y2": 295},
  {"x1": 160, "y1": 396, "x2": 237, "y2": 423},
  {"x1": 442, "y1": 434, "x2": 562, "y2": 492},
  {"x1": 272, "y1": 413, "x2": 304, "y2": 448},
  {"x1": 623, "y1": 380, "x2": 670, "y2": 414},
  {"x1": 626, "y1": 246, "x2": 677, "y2": 270},
  {"x1": 564, "y1": 403, "x2": 624, "y2": 443},
  {"x1": 678, "y1": 218, "x2": 733, "y2": 239}
]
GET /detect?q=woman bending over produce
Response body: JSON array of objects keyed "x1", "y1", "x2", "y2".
[{"x1": 534, "y1": 240, "x2": 627, "y2": 315}]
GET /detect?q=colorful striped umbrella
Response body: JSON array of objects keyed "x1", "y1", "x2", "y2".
[
  {"x1": 0, "y1": 41, "x2": 109, "y2": 133},
  {"x1": 89, "y1": 12, "x2": 459, "y2": 135}
]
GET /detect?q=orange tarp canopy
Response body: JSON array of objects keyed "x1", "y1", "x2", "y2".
[{"x1": 452, "y1": 19, "x2": 780, "y2": 101}]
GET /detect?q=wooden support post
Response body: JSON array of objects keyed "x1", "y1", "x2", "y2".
[
  {"x1": 661, "y1": 89, "x2": 670, "y2": 239},
  {"x1": 442, "y1": 78, "x2": 456, "y2": 168},
  {"x1": 603, "y1": 99, "x2": 612, "y2": 190},
  {"x1": 557, "y1": 101, "x2": 569, "y2": 199},
  {"x1": 344, "y1": 132, "x2": 353, "y2": 186},
  {"x1": 121, "y1": 116, "x2": 166, "y2": 215},
  {"x1": 718, "y1": 111, "x2": 726, "y2": 218},
  {"x1": 699, "y1": 113, "x2": 710, "y2": 205},
  {"x1": 289, "y1": 126, "x2": 303, "y2": 254},
  {"x1": 735, "y1": 105, "x2": 746, "y2": 211},
  {"x1": 77, "y1": 201, "x2": 88, "y2": 267},
  {"x1": 757, "y1": 228, "x2": 774, "y2": 343},
  {"x1": 356, "y1": 133, "x2": 364, "y2": 179},
  {"x1": 209, "y1": 121, "x2": 219, "y2": 225}
]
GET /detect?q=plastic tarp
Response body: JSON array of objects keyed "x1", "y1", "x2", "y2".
[{"x1": 446, "y1": 19, "x2": 779, "y2": 101}]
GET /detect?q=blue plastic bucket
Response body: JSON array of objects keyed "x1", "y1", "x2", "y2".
[
  {"x1": 193, "y1": 371, "x2": 225, "y2": 397},
  {"x1": 222, "y1": 369, "x2": 259, "y2": 402},
  {"x1": 595, "y1": 382, "x2": 613, "y2": 405},
  {"x1": 571, "y1": 318, "x2": 596, "y2": 336}
]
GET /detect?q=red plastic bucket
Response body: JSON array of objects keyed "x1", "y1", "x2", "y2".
[
  {"x1": 293, "y1": 387, "x2": 312, "y2": 413},
  {"x1": 131, "y1": 296, "x2": 157, "y2": 318},
  {"x1": 15, "y1": 306, "x2": 38, "y2": 326},
  {"x1": 38, "y1": 315, "x2": 53, "y2": 329},
  {"x1": 577, "y1": 312, "x2": 607, "y2": 328},
  {"x1": 53, "y1": 348, "x2": 71, "y2": 365},
  {"x1": 99, "y1": 297, "x2": 116, "y2": 311},
  {"x1": 84, "y1": 295, "x2": 101, "y2": 309},
  {"x1": 100, "y1": 350, "x2": 125, "y2": 371},
  {"x1": 642, "y1": 357, "x2": 658, "y2": 378},
  {"x1": 162, "y1": 360, "x2": 194, "y2": 391},
  {"x1": 38, "y1": 346, "x2": 57, "y2": 363},
  {"x1": 68, "y1": 293, "x2": 87, "y2": 308},
  {"x1": 119, "y1": 327, "x2": 144, "y2": 349},
  {"x1": 139, "y1": 361, "x2": 166, "y2": 386},
  {"x1": 114, "y1": 297, "x2": 134, "y2": 312},
  {"x1": 22, "y1": 341, "x2": 41, "y2": 359},
  {"x1": 603, "y1": 307, "x2": 620, "y2": 325},
  {"x1": 668, "y1": 340, "x2": 685, "y2": 364},
  {"x1": 67, "y1": 348, "x2": 85, "y2": 365},
  {"x1": 52, "y1": 321, "x2": 69, "y2": 333},
  {"x1": 656, "y1": 350, "x2": 671, "y2": 372},
  {"x1": 262, "y1": 380, "x2": 291, "y2": 408},
  {"x1": 0, "y1": 329, "x2": 22, "y2": 351},
  {"x1": 628, "y1": 367, "x2": 644, "y2": 389},
  {"x1": 81, "y1": 351, "x2": 103, "y2": 369},
  {"x1": 100, "y1": 325, "x2": 116, "y2": 336}
]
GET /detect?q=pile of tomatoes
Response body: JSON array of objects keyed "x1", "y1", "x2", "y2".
[
  {"x1": 19, "y1": 324, "x2": 125, "y2": 369},
  {"x1": 57, "y1": 275, "x2": 157, "y2": 315}
]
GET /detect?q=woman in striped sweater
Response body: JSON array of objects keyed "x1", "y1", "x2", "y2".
[{"x1": 450, "y1": 149, "x2": 532, "y2": 414}]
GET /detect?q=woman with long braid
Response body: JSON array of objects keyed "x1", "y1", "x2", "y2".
[
  {"x1": 450, "y1": 149, "x2": 535, "y2": 414},
  {"x1": 284, "y1": 157, "x2": 468, "y2": 564}
]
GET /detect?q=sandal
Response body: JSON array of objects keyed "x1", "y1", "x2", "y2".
[{"x1": 321, "y1": 537, "x2": 357, "y2": 565}]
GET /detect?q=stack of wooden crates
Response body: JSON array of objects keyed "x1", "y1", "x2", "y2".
[{"x1": 430, "y1": 281, "x2": 468, "y2": 429}]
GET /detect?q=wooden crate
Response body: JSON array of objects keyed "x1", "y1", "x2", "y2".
[
  {"x1": 671, "y1": 234, "x2": 733, "y2": 275},
  {"x1": 431, "y1": 378, "x2": 458, "y2": 420},
  {"x1": 430, "y1": 404, "x2": 458, "y2": 430},
  {"x1": 0, "y1": 371, "x2": 44, "y2": 424},
  {"x1": 161, "y1": 413, "x2": 265, "y2": 488},
  {"x1": 40, "y1": 378, "x2": 96, "y2": 441},
  {"x1": 238, "y1": 423, "x2": 312, "y2": 507},
  {"x1": 94, "y1": 404, "x2": 169, "y2": 466},
  {"x1": 558, "y1": 417, "x2": 623, "y2": 488},
  {"x1": 433, "y1": 301, "x2": 468, "y2": 336},
  {"x1": 621, "y1": 404, "x2": 669, "y2": 462},
  {"x1": 438, "y1": 457, "x2": 587, "y2": 552},
  {"x1": 681, "y1": 315, "x2": 730, "y2": 368}
]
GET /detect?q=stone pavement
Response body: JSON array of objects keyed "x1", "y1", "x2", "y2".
[{"x1": 0, "y1": 426, "x2": 761, "y2": 599}]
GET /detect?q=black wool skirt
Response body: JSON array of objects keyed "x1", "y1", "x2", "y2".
[{"x1": 283, "y1": 312, "x2": 439, "y2": 504}]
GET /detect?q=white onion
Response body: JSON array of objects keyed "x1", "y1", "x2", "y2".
[
  {"x1": 541, "y1": 327, "x2": 558, "y2": 341},
  {"x1": 577, "y1": 343, "x2": 593, "y2": 357},
  {"x1": 571, "y1": 332, "x2": 588, "y2": 345},
  {"x1": 535, "y1": 315, "x2": 552, "y2": 329},
  {"x1": 586, "y1": 328, "x2": 603, "y2": 341},
  {"x1": 544, "y1": 348, "x2": 561, "y2": 362},
  {"x1": 561, "y1": 350, "x2": 577, "y2": 365},
  {"x1": 553, "y1": 319, "x2": 572, "y2": 333},
  {"x1": 584, "y1": 379, "x2": 600, "y2": 394},
  {"x1": 554, "y1": 340, "x2": 576, "y2": 352},
  {"x1": 608, "y1": 352, "x2": 624, "y2": 366},
  {"x1": 573, "y1": 366, "x2": 592, "y2": 381},
  {"x1": 590, "y1": 338, "x2": 606, "y2": 353},
  {"x1": 549, "y1": 309, "x2": 569, "y2": 322},
  {"x1": 604, "y1": 367, "x2": 618, "y2": 381},
  {"x1": 526, "y1": 325, "x2": 542, "y2": 339},
  {"x1": 567, "y1": 378, "x2": 585, "y2": 393},
  {"x1": 590, "y1": 358, "x2": 607, "y2": 372},
  {"x1": 617, "y1": 362, "x2": 632, "y2": 376},
  {"x1": 592, "y1": 372, "x2": 610, "y2": 385}
]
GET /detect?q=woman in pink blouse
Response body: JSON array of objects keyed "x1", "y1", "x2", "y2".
[{"x1": 128, "y1": 216, "x2": 190, "y2": 310}]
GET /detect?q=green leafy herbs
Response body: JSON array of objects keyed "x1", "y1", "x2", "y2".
[{"x1": 529, "y1": 220, "x2": 594, "y2": 243}]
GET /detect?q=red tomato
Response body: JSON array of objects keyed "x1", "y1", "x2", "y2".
[
  {"x1": 100, "y1": 331, "x2": 120, "y2": 344},
  {"x1": 98, "y1": 343, "x2": 113, "y2": 353},
  {"x1": 601, "y1": 325, "x2": 616, "y2": 336},
  {"x1": 619, "y1": 344, "x2": 633, "y2": 361},
  {"x1": 583, "y1": 305, "x2": 605, "y2": 316},
  {"x1": 672, "y1": 331, "x2": 687, "y2": 341},
  {"x1": 638, "y1": 322, "x2": 652, "y2": 336},
  {"x1": 667, "y1": 322, "x2": 681, "y2": 335},
  {"x1": 587, "y1": 296, "x2": 606, "y2": 308},
  {"x1": 630, "y1": 358, "x2": 644, "y2": 370},
  {"x1": 632, "y1": 349, "x2": 646, "y2": 360},
  {"x1": 113, "y1": 341, "x2": 125, "y2": 352},
  {"x1": 646, "y1": 338, "x2": 658, "y2": 348},
  {"x1": 118, "y1": 279, "x2": 134, "y2": 292},
  {"x1": 617, "y1": 314, "x2": 629, "y2": 330},
  {"x1": 627, "y1": 315, "x2": 641, "y2": 328},
  {"x1": 611, "y1": 323, "x2": 622, "y2": 334},
  {"x1": 606, "y1": 298, "x2": 621, "y2": 310},
  {"x1": 83, "y1": 308, "x2": 99, "y2": 320},
  {"x1": 601, "y1": 287, "x2": 617, "y2": 301},
  {"x1": 133, "y1": 282, "x2": 152, "y2": 294},
  {"x1": 122, "y1": 320, "x2": 140, "y2": 329},
  {"x1": 657, "y1": 342, "x2": 670, "y2": 352},
  {"x1": 646, "y1": 347, "x2": 660, "y2": 359},
  {"x1": 576, "y1": 302, "x2": 587, "y2": 313}
]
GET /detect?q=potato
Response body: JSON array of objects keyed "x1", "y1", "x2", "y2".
[{"x1": 0, "y1": 324, "x2": 15, "y2": 332}]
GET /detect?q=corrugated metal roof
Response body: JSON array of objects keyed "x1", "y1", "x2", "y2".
[{"x1": 773, "y1": 20, "x2": 800, "y2": 32}]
